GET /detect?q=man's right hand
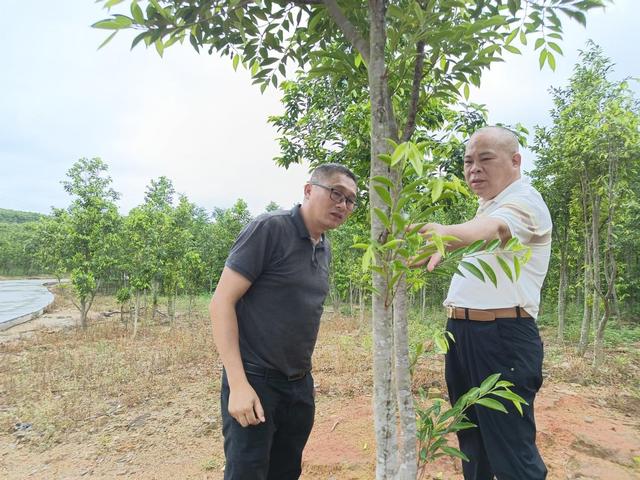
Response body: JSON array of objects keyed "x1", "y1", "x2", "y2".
[{"x1": 228, "y1": 381, "x2": 266, "y2": 427}]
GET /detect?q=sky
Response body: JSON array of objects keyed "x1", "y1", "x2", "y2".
[{"x1": 1, "y1": 1, "x2": 637, "y2": 216}]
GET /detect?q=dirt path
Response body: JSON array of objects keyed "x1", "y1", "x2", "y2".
[
  {"x1": 0, "y1": 308, "x2": 77, "y2": 343},
  {"x1": 2, "y1": 380, "x2": 638, "y2": 479},
  {"x1": 1, "y1": 303, "x2": 638, "y2": 479}
]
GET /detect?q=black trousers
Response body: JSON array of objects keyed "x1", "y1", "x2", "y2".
[
  {"x1": 221, "y1": 369, "x2": 315, "y2": 480},
  {"x1": 445, "y1": 317, "x2": 547, "y2": 480}
]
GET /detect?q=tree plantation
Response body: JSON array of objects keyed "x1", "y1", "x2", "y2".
[{"x1": 2, "y1": 0, "x2": 639, "y2": 474}]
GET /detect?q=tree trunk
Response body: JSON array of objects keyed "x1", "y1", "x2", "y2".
[
  {"x1": 393, "y1": 276, "x2": 417, "y2": 479},
  {"x1": 151, "y1": 279, "x2": 159, "y2": 321},
  {"x1": 590, "y1": 193, "x2": 601, "y2": 339},
  {"x1": 557, "y1": 223, "x2": 569, "y2": 342},
  {"x1": 612, "y1": 287, "x2": 621, "y2": 321},
  {"x1": 168, "y1": 291, "x2": 176, "y2": 324},
  {"x1": 133, "y1": 291, "x2": 140, "y2": 339},
  {"x1": 594, "y1": 151, "x2": 619, "y2": 366},
  {"x1": 578, "y1": 175, "x2": 593, "y2": 356},
  {"x1": 79, "y1": 298, "x2": 88, "y2": 329},
  {"x1": 349, "y1": 279, "x2": 354, "y2": 316},
  {"x1": 369, "y1": 0, "x2": 402, "y2": 475}
]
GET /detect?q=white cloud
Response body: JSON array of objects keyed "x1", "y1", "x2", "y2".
[{"x1": 1, "y1": 0, "x2": 637, "y2": 216}]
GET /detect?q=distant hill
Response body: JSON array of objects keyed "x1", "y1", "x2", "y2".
[{"x1": 0, "y1": 208, "x2": 45, "y2": 224}]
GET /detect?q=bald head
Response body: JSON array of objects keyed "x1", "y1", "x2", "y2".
[{"x1": 470, "y1": 126, "x2": 520, "y2": 156}]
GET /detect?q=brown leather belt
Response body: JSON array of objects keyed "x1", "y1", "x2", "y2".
[{"x1": 446, "y1": 306, "x2": 531, "y2": 321}]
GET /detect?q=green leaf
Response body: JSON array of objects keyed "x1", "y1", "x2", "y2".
[
  {"x1": 155, "y1": 38, "x2": 164, "y2": 57},
  {"x1": 373, "y1": 186, "x2": 393, "y2": 207},
  {"x1": 547, "y1": 51, "x2": 556, "y2": 71},
  {"x1": 431, "y1": 178, "x2": 444, "y2": 203},
  {"x1": 504, "y1": 237, "x2": 519, "y2": 250},
  {"x1": 534, "y1": 38, "x2": 545, "y2": 50},
  {"x1": 432, "y1": 235, "x2": 445, "y2": 256},
  {"x1": 130, "y1": 2, "x2": 144, "y2": 24},
  {"x1": 105, "y1": 0, "x2": 126, "y2": 8},
  {"x1": 475, "y1": 397, "x2": 508, "y2": 413},
  {"x1": 491, "y1": 389, "x2": 527, "y2": 405},
  {"x1": 479, "y1": 373, "x2": 501, "y2": 393},
  {"x1": 361, "y1": 245, "x2": 374, "y2": 271},
  {"x1": 92, "y1": 17, "x2": 131, "y2": 30},
  {"x1": 548, "y1": 42, "x2": 563, "y2": 55},
  {"x1": 485, "y1": 239, "x2": 500, "y2": 252},
  {"x1": 434, "y1": 335, "x2": 449, "y2": 354},
  {"x1": 441, "y1": 445, "x2": 470, "y2": 462},
  {"x1": 373, "y1": 208, "x2": 391, "y2": 229},
  {"x1": 538, "y1": 49, "x2": 548, "y2": 69},
  {"x1": 382, "y1": 239, "x2": 404, "y2": 249},
  {"x1": 408, "y1": 143, "x2": 424, "y2": 176},
  {"x1": 391, "y1": 142, "x2": 408, "y2": 166},
  {"x1": 504, "y1": 45, "x2": 521, "y2": 55},
  {"x1": 392, "y1": 213, "x2": 406, "y2": 231},
  {"x1": 448, "y1": 421, "x2": 476, "y2": 433},
  {"x1": 466, "y1": 240, "x2": 485, "y2": 254},
  {"x1": 460, "y1": 261, "x2": 484, "y2": 282},
  {"x1": 519, "y1": 30, "x2": 527, "y2": 45},
  {"x1": 513, "y1": 256, "x2": 521, "y2": 280},
  {"x1": 477, "y1": 259, "x2": 497, "y2": 287},
  {"x1": 97, "y1": 31, "x2": 118, "y2": 50},
  {"x1": 496, "y1": 256, "x2": 513, "y2": 282},
  {"x1": 506, "y1": 0, "x2": 519, "y2": 16},
  {"x1": 378, "y1": 154, "x2": 392, "y2": 165},
  {"x1": 505, "y1": 28, "x2": 518, "y2": 45},
  {"x1": 232, "y1": 54, "x2": 240, "y2": 70},
  {"x1": 372, "y1": 175, "x2": 394, "y2": 189},
  {"x1": 496, "y1": 380, "x2": 515, "y2": 388},
  {"x1": 463, "y1": 83, "x2": 470, "y2": 100}
]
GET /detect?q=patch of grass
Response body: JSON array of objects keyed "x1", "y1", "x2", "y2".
[
  {"x1": 201, "y1": 456, "x2": 223, "y2": 471},
  {"x1": 0, "y1": 296, "x2": 218, "y2": 449}
]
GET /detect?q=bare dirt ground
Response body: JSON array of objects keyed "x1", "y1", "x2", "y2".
[{"x1": 1, "y1": 291, "x2": 638, "y2": 479}]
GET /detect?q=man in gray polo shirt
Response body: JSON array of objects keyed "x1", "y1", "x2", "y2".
[
  {"x1": 209, "y1": 163, "x2": 357, "y2": 480},
  {"x1": 414, "y1": 126, "x2": 552, "y2": 479}
]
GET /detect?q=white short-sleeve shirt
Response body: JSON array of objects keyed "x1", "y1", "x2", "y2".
[{"x1": 444, "y1": 178, "x2": 552, "y2": 319}]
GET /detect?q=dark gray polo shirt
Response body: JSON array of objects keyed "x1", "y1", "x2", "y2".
[{"x1": 225, "y1": 205, "x2": 330, "y2": 377}]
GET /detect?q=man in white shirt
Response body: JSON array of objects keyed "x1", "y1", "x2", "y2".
[{"x1": 415, "y1": 126, "x2": 551, "y2": 479}]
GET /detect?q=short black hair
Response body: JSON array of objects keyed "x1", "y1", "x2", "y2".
[{"x1": 309, "y1": 163, "x2": 357, "y2": 185}]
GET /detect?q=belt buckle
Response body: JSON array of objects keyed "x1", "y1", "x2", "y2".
[{"x1": 446, "y1": 306, "x2": 455, "y2": 319}]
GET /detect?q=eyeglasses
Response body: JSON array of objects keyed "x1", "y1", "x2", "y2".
[{"x1": 310, "y1": 182, "x2": 357, "y2": 210}]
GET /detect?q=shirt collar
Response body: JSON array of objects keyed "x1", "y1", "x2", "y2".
[{"x1": 290, "y1": 204, "x2": 325, "y2": 244}]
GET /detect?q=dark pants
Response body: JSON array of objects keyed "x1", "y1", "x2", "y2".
[
  {"x1": 445, "y1": 317, "x2": 547, "y2": 480},
  {"x1": 221, "y1": 369, "x2": 315, "y2": 480}
]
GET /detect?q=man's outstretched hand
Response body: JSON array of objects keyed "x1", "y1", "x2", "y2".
[
  {"x1": 410, "y1": 250, "x2": 443, "y2": 271},
  {"x1": 409, "y1": 222, "x2": 445, "y2": 271}
]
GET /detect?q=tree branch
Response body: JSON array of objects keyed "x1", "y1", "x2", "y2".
[
  {"x1": 291, "y1": 0, "x2": 323, "y2": 4},
  {"x1": 321, "y1": 0, "x2": 370, "y2": 63},
  {"x1": 401, "y1": 41, "x2": 425, "y2": 142}
]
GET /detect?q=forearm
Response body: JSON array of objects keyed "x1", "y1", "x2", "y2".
[
  {"x1": 210, "y1": 300, "x2": 248, "y2": 389},
  {"x1": 438, "y1": 217, "x2": 510, "y2": 249}
]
